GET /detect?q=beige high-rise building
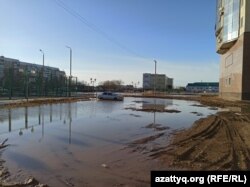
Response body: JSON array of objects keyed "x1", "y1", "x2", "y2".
[{"x1": 216, "y1": 0, "x2": 250, "y2": 100}]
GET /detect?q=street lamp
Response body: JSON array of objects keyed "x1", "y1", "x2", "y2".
[
  {"x1": 131, "y1": 81, "x2": 134, "y2": 93},
  {"x1": 135, "y1": 81, "x2": 140, "y2": 91},
  {"x1": 153, "y1": 60, "x2": 157, "y2": 123},
  {"x1": 90, "y1": 78, "x2": 96, "y2": 97},
  {"x1": 39, "y1": 49, "x2": 44, "y2": 97},
  {"x1": 66, "y1": 46, "x2": 72, "y2": 97},
  {"x1": 154, "y1": 60, "x2": 157, "y2": 97}
]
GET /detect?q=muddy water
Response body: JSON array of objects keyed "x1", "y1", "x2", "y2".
[{"x1": 0, "y1": 97, "x2": 219, "y2": 186}]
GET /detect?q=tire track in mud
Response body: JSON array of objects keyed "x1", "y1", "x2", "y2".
[{"x1": 149, "y1": 112, "x2": 250, "y2": 170}]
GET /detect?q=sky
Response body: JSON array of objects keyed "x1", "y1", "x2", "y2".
[{"x1": 0, "y1": 0, "x2": 219, "y2": 87}]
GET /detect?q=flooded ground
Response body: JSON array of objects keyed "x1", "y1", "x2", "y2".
[{"x1": 0, "y1": 97, "x2": 220, "y2": 186}]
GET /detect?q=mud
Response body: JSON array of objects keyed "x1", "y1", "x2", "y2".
[
  {"x1": 124, "y1": 95, "x2": 250, "y2": 170},
  {"x1": 130, "y1": 133, "x2": 165, "y2": 145},
  {"x1": 147, "y1": 112, "x2": 250, "y2": 170}
]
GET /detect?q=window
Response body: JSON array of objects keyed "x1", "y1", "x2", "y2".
[
  {"x1": 223, "y1": 0, "x2": 240, "y2": 42},
  {"x1": 225, "y1": 54, "x2": 233, "y2": 67}
]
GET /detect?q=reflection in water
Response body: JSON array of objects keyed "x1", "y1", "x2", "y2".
[
  {"x1": 141, "y1": 99, "x2": 173, "y2": 111},
  {"x1": 0, "y1": 98, "x2": 220, "y2": 147},
  {"x1": 60, "y1": 103, "x2": 62, "y2": 121},
  {"x1": 68, "y1": 102, "x2": 72, "y2": 144},
  {"x1": 154, "y1": 99, "x2": 156, "y2": 125},
  {"x1": 8, "y1": 109, "x2": 11, "y2": 132},
  {"x1": 50, "y1": 104, "x2": 52, "y2": 122},
  {"x1": 38, "y1": 106, "x2": 41, "y2": 125},
  {"x1": 19, "y1": 129, "x2": 23, "y2": 136},
  {"x1": 25, "y1": 107, "x2": 28, "y2": 129},
  {"x1": 0, "y1": 103, "x2": 77, "y2": 144},
  {"x1": 41, "y1": 105, "x2": 44, "y2": 142},
  {"x1": 7, "y1": 151, "x2": 49, "y2": 170},
  {"x1": 1, "y1": 98, "x2": 223, "y2": 187},
  {"x1": 31, "y1": 126, "x2": 34, "y2": 133}
]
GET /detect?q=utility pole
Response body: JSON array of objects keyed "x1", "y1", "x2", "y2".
[
  {"x1": 66, "y1": 46, "x2": 72, "y2": 97},
  {"x1": 25, "y1": 66, "x2": 29, "y2": 101},
  {"x1": 154, "y1": 60, "x2": 157, "y2": 97},
  {"x1": 39, "y1": 49, "x2": 45, "y2": 97},
  {"x1": 90, "y1": 78, "x2": 96, "y2": 97}
]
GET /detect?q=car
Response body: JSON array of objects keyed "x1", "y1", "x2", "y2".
[{"x1": 98, "y1": 92, "x2": 124, "y2": 101}]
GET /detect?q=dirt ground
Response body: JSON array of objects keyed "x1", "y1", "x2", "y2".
[
  {"x1": 128, "y1": 95, "x2": 250, "y2": 170},
  {"x1": 1, "y1": 95, "x2": 250, "y2": 186},
  {"x1": 149, "y1": 111, "x2": 250, "y2": 170}
]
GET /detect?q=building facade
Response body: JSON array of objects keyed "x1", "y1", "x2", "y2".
[
  {"x1": 216, "y1": 0, "x2": 250, "y2": 100},
  {"x1": 186, "y1": 82, "x2": 219, "y2": 93},
  {"x1": 143, "y1": 73, "x2": 173, "y2": 91},
  {"x1": 0, "y1": 56, "x2": 66, "y2": 80}
]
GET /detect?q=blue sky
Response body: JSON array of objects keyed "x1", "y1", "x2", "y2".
[{"x1": 0, "y1": 0, "x2": 219, "y2": 87}]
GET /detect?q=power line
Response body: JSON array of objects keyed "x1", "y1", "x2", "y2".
[{"x1": 53, "y1": 0, "x2": 148, "y2": 59}]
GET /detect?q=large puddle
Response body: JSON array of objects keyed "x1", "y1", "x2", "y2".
[{"x1": 0, "y1": 97, "x2": 219, "y2": 186}]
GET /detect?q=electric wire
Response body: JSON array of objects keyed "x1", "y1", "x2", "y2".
[{"x1": 53, "y1": 0, "x2": 148, "y2": 60}]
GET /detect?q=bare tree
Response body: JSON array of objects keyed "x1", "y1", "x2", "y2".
[{"x1": 99, "y1": 80, "x2": 123, "y2": 91}]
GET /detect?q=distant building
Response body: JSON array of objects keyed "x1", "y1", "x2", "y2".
[
  {"x1": 186, "y1": 82, "x2": 219, "y2": 93},
  {"x1": 143, "y1": 73, "x2": 173, "y2": 91},
  {"x1": 0, "y1": 56, "x2": 66, "y2": 80},
  {"x1": 215, "y1": 0, "x2": 250, "y2": 100}
]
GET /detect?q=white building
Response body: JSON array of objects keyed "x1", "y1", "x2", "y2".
[
  {"x1": 0, "y1": 56, "x2": 66, "y2": 80},
  {"x1": 143, "y1": 73, "x2": 173, "y2": 91}
]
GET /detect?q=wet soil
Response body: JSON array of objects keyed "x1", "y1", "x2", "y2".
[
  {"x1": 126, "y1": 94, "x2": 250, "y2": 170},
  {"x1": 149, "y1": 111, "x2": 250, "y2": 170}
]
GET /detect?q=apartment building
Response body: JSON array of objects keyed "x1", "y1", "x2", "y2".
[
  {"x1": 143, "y1": 73, "x2": 173, "y2": 91},
  {"x1": 216, "y1": 0, "x2": 250, "y2": 100},
  {"x1": 0, "y1": 56, "x2": 66, "y2": 80}
]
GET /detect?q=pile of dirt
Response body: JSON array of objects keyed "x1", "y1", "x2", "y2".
[{"x1": 150, "y1": 112, "x2": 250, "y2": 170}]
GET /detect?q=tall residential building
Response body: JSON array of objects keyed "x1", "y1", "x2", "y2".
[
  {"x1": 216, "y1": 0, "x2": 250, "y2": 100},
  {"x1": 0, "y1": 56, "x2": 66, "y2": 80},
  {"x1": 143, "y1": 73, "x2": 173, "y2": 91}
]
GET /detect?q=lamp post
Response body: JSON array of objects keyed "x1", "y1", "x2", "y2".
[
  {"x1": 90, "y1": 78, "x2": 96, "y2": 97},
  {"x1": 131, "y1": 81, "x2": 134, "y2": 93},
  {"x1": 136, "y1": 81, "x2": 140, "y2": 92},
  {"x1": 154, "y1": 60, "x2": 157, "y2": 97},
  {"x1": 25, "y1": 66, "x2": 29, "y2": 101},
  {"x1": 132, "y1": 81, "x2": 139, "y2": 93},
  {"x1": 153, "y1": 60, "x2": 157, "y2": 124},
  {"x1": 66, "y1": 46, "x2": 72, "y2": 97},
  {"x1": 39, "y1": 49, "x2": 44, "y2": 97}
]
